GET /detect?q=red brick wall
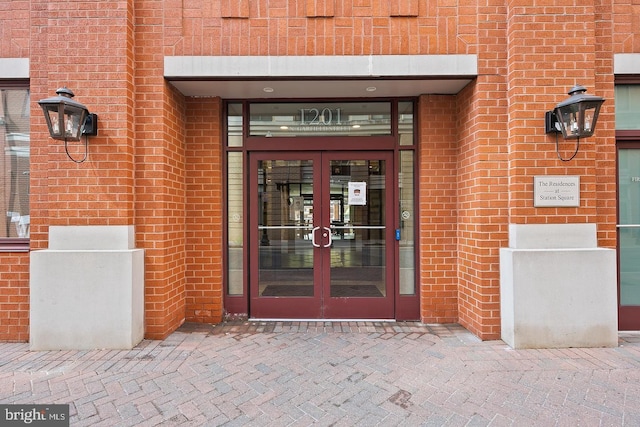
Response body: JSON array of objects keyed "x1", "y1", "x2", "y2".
[
  {"x1": 184, "y1": 98, "x2": 224, "y2": 324},
  {"x1": 453, "y1": 2, "x2": 509, "y2": 339},
  {"x1": 0, "y1": 0, "x2": 139, "y2": 342},
  {"x1": 135, "y1": 82, "x2": 188, "y2": 340},
  {"x1": 418, "y1": 95, "x2": 459, "y2": 324},
  {"x1": 135, "y1": 1, "x2": 188, "y2": 339},
  {"x1": 0, "y1": 254, "x2": 29, "y2": 341},
  {"x1": 613, "y1": 0, "x2": 640, "y2": 52},
  {"x1": 455, "y1": 78, "x2": 509, "y2": 339},
  {"x1": 595, "y1": 0, "x2": 617, "y2": 249},
  {"x1": 163, "y1": 0, "x2": 478, "y2": 56},
  {"x1": 0, "y1": 0, "x2": 30, "y2": 339},
  {"x1": 0, "y1": 1, "x2": 29, "y2": 58},
  {"x1": 1, "y1": 0, "x2": 639, "y2": 342},
  {"x1": 31, "y1": 0, "x2": 136, "y2": 229}
]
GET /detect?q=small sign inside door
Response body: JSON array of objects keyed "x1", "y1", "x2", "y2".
[
  {"x1": 348, "y1": 182, "x2": 367, "y2": 206},
  {"x1": 290, "y1": 196, "x2": 304, "y2": 220}
]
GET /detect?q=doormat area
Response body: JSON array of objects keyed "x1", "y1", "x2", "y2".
[
  {"x1": 262, "y1": 285, "x2": 314, "y2": 297},
  {"x1": 261, "y1": 284, "x2": 383, "y2": 297},
  {"x1": 332, "y1": 284, "x2": 383, "y2": 297}
]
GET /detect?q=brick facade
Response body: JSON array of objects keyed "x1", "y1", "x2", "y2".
[{"x1": 1, "y1": 0, "x2": 638, "y2": 341}]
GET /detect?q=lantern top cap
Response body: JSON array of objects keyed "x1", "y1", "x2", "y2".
[
  {"x1": 555, "y1": 84, "x2": 604, "y2": 109},
  {"x1": 567, "y1": 84, "x2": 587, "y2": 96},
  {"x1": 38, "y1": 87, "x2": 88, "y2": 112},
  {"x1": 55, "y1": 87, "x2": 75, "y2": 98}
]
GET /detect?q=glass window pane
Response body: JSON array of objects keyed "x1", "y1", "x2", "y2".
[
  {"x1": 615, "y1": 85, "x2": 640, "y2": 130},
  {"x1": 618, "y1": 149, "x2": 640, "y2": 225},
  {"x1": 258, "y1": 159, "x2": 315, "y2": 297},
  {"x1": 398, "y1": 101, "x2": 414, "y2": 146},
  {"x1": 249, "y1": 102, "x2": 391, "y2": 137},
  {"x1": 620, "y1": 227, "x2": 640, "y2": 306},
  {"x1": 227, "y1": 103, "x2": 243, "y2": 147},
  {"x1": 1, "y1": 89, "x2": 30, "y2": 239},
  {"x1": 399, "y1": 150, "x2": 415, "y2": 295},
  {"x1": 618, "y1": 148, "x2": 640, "y2": 306},
  {"x1": 330, "y1": 159, "x2": 387, "y2": 298},
  {"x1": 227, "y1": 152, "x2": 244, "y2": 295}
]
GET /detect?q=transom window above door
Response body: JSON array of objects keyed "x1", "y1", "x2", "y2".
[{"x1": 248, "y1": 102, "x2": 394, "y2": 137}]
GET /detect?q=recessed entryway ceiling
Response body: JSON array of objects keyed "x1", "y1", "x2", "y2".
[{"x1": 168, "y1": 78, "x2": 473, "y2": 98}]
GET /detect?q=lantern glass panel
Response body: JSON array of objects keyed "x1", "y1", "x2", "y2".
[
  {"x1": 44, "y1": 107, "x2": 62, "y2": 138},
  {"x1": 581, "y1": 104, "x2": 600, "y2": 136},
  {"x1": 555, "y1": 102, "x2": 602, "y2": 140},
  {"x1": 557, "y1": 105, "x2": 580, "y2": 139},
  {"x1": 63, "y1": 105, "x2": 87, "y2": 141}
]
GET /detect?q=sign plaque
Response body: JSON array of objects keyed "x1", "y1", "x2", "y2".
[{"x1": 534, "y1": 176, "x2": 580, "y2": 207}]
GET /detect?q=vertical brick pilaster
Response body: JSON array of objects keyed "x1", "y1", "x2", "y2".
[
  {"x1": 454, "y1": 2, "x2": 510, "y2": 340},
  {"x1": 418, "y1": 95, "x2": 459, "y2": 324},
  {"x1": 184, "y1": 98, "x2": 224, "y2": 324},
  {"x1": 594, "y1": 0, "x2": 616, "y2": 248},
  {"x1": 506, "y1": 1, "x2": 601, "y2": 225},
  {"x1": 23, "y1": 0, "x2": 137, "y2": 340},
  {"x1": 135, "y1": 1, "x2": 188, "y2": 340},
  {"x1": 5, "y1": 0, "x2": 140, "y2": 342}
]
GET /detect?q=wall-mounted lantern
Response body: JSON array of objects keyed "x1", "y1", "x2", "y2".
[
  {"x1": 38, "y1": 87, "x2": 98, "y2": 163},
  {"x1": 545, "y1": 85, "x2": 605, "y2": 161}
]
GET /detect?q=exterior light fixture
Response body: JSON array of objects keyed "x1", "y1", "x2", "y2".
[
  {"x1": 38, "y1": 87, "x2": 98, "y2": 163},
  {"x1": 545, "y1": 85, "x2": 605, "y2": 161}
]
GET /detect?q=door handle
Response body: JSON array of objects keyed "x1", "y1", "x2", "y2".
[
  {"x1": 323, "y1": 227, "x2": 332, "y2": 248},
  {"x1": 311, "y1": 226, "x2": 321, "y2": 248}
]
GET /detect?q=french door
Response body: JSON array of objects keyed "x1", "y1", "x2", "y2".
[{"x1": 249, "y1": 151, "x2": 395, "y2": 319}]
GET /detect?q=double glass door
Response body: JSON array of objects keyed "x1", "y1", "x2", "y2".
[{"x1": 249, "y1": 151, "x2": 394, "y2": 319}]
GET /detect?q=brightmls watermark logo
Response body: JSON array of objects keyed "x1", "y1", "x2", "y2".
[{"x1": 0, "y1": 405, "x2": 69, "y2": 426}]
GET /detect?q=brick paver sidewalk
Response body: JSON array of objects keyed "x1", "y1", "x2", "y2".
[{"x1": 1, "y1": 321, "x2": 640, "y2": 426}]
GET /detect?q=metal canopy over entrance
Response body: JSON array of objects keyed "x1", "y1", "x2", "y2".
[{"x1": 164, "y1": 54, "x2": 478, "y2": 98}]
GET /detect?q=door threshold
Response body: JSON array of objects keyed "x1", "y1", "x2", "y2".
[{"x1": 249, "y1": 318, "x2": 396, "y2": 322}]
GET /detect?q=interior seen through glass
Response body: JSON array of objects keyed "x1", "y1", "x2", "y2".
[{"x1": 257, "y1": 158, "x2": 386, "y2": 298}]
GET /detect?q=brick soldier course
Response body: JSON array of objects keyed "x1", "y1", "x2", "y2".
[{"x1": 1, "y1": 322, "x2": 640, "y2": 426}]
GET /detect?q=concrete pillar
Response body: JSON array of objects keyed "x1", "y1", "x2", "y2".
[
  {"x1": 30, "y1": 226, "x2": 144, "y2": 350},
  {"x1": 500, "y1": 224, "x2": 617, "y2": 349}
]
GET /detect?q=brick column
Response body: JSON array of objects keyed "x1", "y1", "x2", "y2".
[
  {"x1": 418, "y1": 95, "x2": 459, "y2": 324},
  {"x1": 506, "y1": 1, "x2": 604, "y2": 224},
  {"x1": 184, "y1": 98, "x2": 224, "y2": 324},
  {"x1": 30, "y1": 0, "x2": 136, "y2": 234},
  {"x1": 28, "y1": 1, "x2": 143, "y2": 348},
  {"x1": 134, "y1": 0, "x2": 188, "y2": 339},
  {"x1": 498, "y1": 1, "x2": 618, "y2": 347},
  {"x1": 453, "y1": 3, "x2": 510, "y2": 340}
]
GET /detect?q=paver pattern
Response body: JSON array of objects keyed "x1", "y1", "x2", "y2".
[{"x1": 1, "y1": 321, "x2": 640, "y2": 426}]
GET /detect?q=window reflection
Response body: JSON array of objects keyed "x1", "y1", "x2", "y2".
[
  {"x1": 616, "y1": 85, "x2": 640, "y2": 130},
  {"x1": 1, "y1": 88, "x2": 30, "y2": 239}
]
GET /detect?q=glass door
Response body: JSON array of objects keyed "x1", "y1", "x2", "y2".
[
  {"x1": 249, "y1": 151, "x2": 394, "y2": 319},
  {"x1": 618, "y1": 148, "x2": 640, "y2": 329}
]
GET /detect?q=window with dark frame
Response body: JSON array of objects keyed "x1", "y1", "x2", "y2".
[{"x1": 0, "y1": 84, "x2": 30, "y2": 252}]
